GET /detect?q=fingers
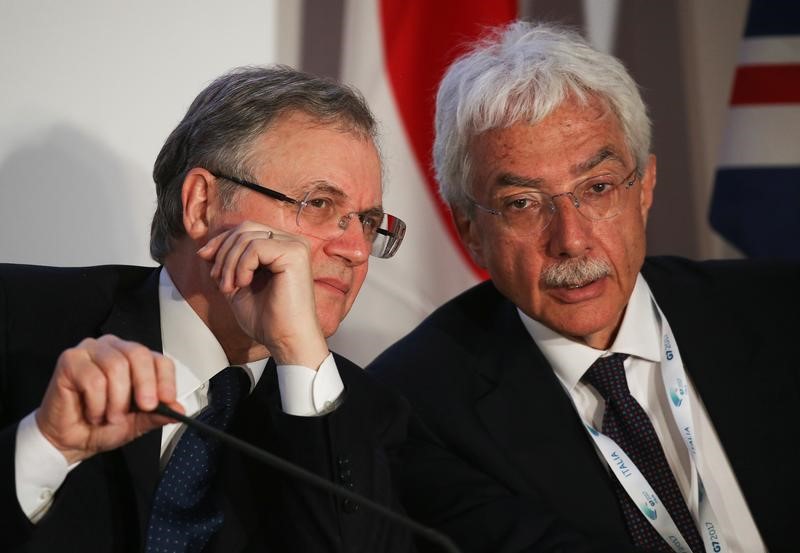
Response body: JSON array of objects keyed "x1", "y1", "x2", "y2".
[
  {"x1": 64, "y1": 348, "x2": 108, "y2": 425},
  {"x1": 198, "y1": 222, "x2": 311, "y2": 294},
  {"x1": 216, "y1": 229, "x2": 276, "y2": 292},
  {"x1": 61, "y1": 335, "x2": 176, "y2": 421},
  {"x1": 37, "y1": 335, "x2": 179, "y2": 463},
  {"x1": 194, "y1": 221, "x2": 325, "y2": 365},
  {"x1": 153, "y1": 353, "x2": 177, "y2": 406},
  {"x1": 108, "y1": 341, "x2": 153, "y2": 419}
]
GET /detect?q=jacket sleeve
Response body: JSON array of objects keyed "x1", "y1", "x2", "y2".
[
  {"x1": 238, "y1": 354, "x2": 416, "y2": 553},
  {"x1": 391, "y1": 411, "x2": 642, "y2": 553},
  {"x1": 0, "y1": 269, "x2": 38, "y2": 549},
  {"x1": 0, "y1": 423, "x2": 39, "y2": 550}
]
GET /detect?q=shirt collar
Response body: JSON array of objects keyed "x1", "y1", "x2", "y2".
[
  {"x1": 518, "y1": 273, "x2": 661, "y2": 391},
  {"x1": 158, "y1": 268, "x2": 267, "y2": 401}
]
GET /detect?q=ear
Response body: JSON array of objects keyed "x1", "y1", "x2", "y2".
[
  {"x1": 181, "y1": 168, "x2": 216, "y2": 241},
  {"x1": 639, "y1": 154, "x2": 657, "y2": 225},
  {"x1": 453, "y1": 206, "x2": 488, "y2": 268}
]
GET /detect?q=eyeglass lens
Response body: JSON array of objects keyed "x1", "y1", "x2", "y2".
[
  {"x1": 296, "y1": 189, "x2": 406, "y2": 259},
  {"x1": 491, "y1": 170, "x2": 635, "y2": 235}
]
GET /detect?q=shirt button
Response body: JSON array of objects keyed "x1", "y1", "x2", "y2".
[
  {"x1": 342, "y1": 498, "x2": 360, "y2": 514},
  {"x1": 39, "y1": 488, "x2": 53, "y2": 501}
]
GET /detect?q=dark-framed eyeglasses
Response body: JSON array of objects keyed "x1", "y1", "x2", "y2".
[
  {"x1": 467, "y1": 167, "x2": 639, "y2": 235},
  {"x1": 210, "y1": 172, "x2": 406, "y2": 259}
]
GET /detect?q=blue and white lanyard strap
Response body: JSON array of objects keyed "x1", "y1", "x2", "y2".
[
  {"x1": 585, "y1": 425, "x2": 694, "y2": 552},
  {"x1": 580, "y1": 299, "x2": 728, "y2": 553},
  {"x1": 657, "y1": 302, "x2": 727, "y2": 553}
]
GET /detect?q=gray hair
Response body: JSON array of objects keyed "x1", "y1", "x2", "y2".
[
  {"x1": 434, "y1": 21, "x2": 651, "y2": 212},
  {"x1": 150, "y1": 65, "x2": 378, "y2": 263}
]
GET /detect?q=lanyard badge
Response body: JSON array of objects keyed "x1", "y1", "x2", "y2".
[{"x1": 580, "y1": 295, "x2": 728, "y2": 553}]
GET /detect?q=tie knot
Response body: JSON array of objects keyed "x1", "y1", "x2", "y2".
[
  {"x1": 582, "y1": 353, "x2": 630, "y2": 400},
  {"x1": 208, "y1": 366, "x2": 250, "y2": 412}
]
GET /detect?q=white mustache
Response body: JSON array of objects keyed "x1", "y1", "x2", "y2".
[{"x1": 541, "y1": 257, "x2": 611, "y2": 288}]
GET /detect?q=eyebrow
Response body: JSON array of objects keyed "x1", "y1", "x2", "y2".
[
  {"x1": 303, "y1": 181, "x2": 347, "y2": 198},
  {"x1": 304, "y1": 181, "x2": 384, "y2": 214},
  {"x1": 494, "y1": 146, "x2": 626, "y2": 191},
  {"x1": 496, "y1": 173, "x2": 545, "y2": 189},
  {"x1": 569, "y1": 147, "x2": 625, "y2": 175}
]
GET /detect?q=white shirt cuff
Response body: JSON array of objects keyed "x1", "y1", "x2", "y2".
[
  {"x1": 14, "y1": 411, "x2": 79, "y2": 522},
  {"x1": 276, "y1": 353, "x2": 344, "y2": 416}
]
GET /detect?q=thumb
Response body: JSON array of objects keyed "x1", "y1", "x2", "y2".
[{"x1": 133, "y1": 400, "x2": 185, "y2": 435}]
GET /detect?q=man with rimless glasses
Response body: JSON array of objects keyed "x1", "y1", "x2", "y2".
[
  {"x1": 1, "y1": 66, "x2": 411, "y2": 552},
  {"x1": 370, "y1": 21, "x2": 798, "y2": 553}
]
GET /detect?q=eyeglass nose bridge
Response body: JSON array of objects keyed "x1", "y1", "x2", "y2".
[
  {"x1": 542, "y1": 191, "x2": 593, "y2": 230},
  {"x1": 334, "y1": 212, "x2": 376, "y2": 244},
  {"x1": 293, "y1": 199, "x2": 356, "y2": 238},
  {"x1": 336, "y1": 211, "x2": 364, "y2": 233},
  {"x1": 549, "y1": 191, "x2": 581, "y2": 210}
]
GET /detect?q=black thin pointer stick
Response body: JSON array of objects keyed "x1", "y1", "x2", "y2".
[{"x1": 153, "y1": 403, "x2": 462, "y2": 553}]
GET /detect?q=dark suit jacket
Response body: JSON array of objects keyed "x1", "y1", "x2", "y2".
[
  {"x1": 368, "y1": 256, "x2": 800, "y2": 553},
  {"x1": 0, "y1": 263, "x2": 413, "y2": 553}
]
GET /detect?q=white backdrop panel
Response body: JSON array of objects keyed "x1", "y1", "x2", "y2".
[{"x1": 0, "y1": 0, "x2": 278, "y2": 266}]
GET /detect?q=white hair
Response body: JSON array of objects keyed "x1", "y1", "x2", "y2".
[{"x1": 434, "y1": 21, "x2": 651, "y2": 212}]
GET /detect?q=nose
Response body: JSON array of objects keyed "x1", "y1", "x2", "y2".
[
  {"x1": 325, "y1": 218, "x2": 370, "y2": 266},
  {"x1": 550, "y1": 191, "x2": 580, "y2": 209},
  {"x1": 545, "y1": 194, "x2": 593, "y2": 258}
]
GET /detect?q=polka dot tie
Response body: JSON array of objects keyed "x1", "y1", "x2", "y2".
[
  {"x1": 583, "y1": 354, "x2": 705, "y2": 553},
  {"x1": 145, "y1": 366, "x2": 249, "y2": 553}
]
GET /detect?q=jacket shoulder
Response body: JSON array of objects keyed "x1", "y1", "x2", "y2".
[
  {"x1": 643, "y1": 255, "x2": 800, "y2": 281},
  {"x1": 0, "y1": 263, "x2": 155, "y2": 289},
  {"x1": 0, "y1": 263, "x2": 157, "y2": 315},
  {"x1": 643, "y1": 255, "x2": 800, "y2": 304},
  {"x1": 375, "y1": 280, "x2": 504, "y2": 355},
  {"x1": 367, "y1": 280, "x2": 512, "y2": 389}
]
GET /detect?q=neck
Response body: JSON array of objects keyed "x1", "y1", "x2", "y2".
[
  {"x1": 164, "y1": 247, "x2": 270, "y2": 365},
  {"x1": 579, "y1": 328, "x2": 617, "y2": 351},
  {"x1": 576, "y1": 305, "x2": 627, "y2": 351}
]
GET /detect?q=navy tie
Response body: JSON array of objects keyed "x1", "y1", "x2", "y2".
[
  {"x1": 145, "y1": 366, "x2": 250, "y2": 553},
  {"x1": 583, "y1": 354, "x2": 704, "y2": 553}
]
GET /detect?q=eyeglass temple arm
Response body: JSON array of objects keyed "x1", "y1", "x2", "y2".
[
  {"x1": 376, "y1": 220, "x2": 407, "y2": 239},
  {"x1": 467, "y1": 197, "x2": 501, "y2": 216},
  {"x1": 213, "y1": 173, "x2": 299, "y2": 205}
]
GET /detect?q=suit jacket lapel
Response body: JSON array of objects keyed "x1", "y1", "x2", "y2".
[
  {"x1": 212, "y1": 358, "x2": 279, "y2": 553},
  {"x1": 643, "y1": 263, "x2": 776, "y2": 528},
  {"x1": 645, "y1": 266, "x2": 757, "y2": 450},
  {"x1": 99, "y1": 267, "x2": 164, "y2": 545},
  {"x1": 473, "y1": 298, "x2": 627, "y2": 536}
]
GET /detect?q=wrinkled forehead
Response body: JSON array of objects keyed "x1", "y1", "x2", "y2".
[
  {"x1": 260, "y1": 116, "x2": 383, "y2": 206},
  {"x1": 465, "y1": 97, "x2": 634, "y2": 199},
  {"x1": 246, "y1": 111, "x2": 383, "y2": 175},
  {"x1": 469, "y1": 92, "x2": 617, "y2": 142},
  {"x1": 469, "y1": 95, "x2": 626, "y2": 158}
]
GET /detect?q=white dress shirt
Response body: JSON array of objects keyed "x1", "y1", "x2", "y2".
[
  {"x1": 15, "y1": 267, "x2": 344, "y2": 521},
  {"x1": 518, "y1": 274, "x2": 767, "y2": 553}
]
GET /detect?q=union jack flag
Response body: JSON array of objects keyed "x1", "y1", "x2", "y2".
[{"x1": 709, "y1": 0, "x2": 800, "y2": 258}]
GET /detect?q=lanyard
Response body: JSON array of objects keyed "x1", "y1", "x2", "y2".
[
  {"x1": 580, "y1": 297, "x2": 728, "y2": 553},
  {"x1": 656, "y1": 302, "x2": 726, "y2": 553}
]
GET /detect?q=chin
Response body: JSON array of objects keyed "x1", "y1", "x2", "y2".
[
  {"x1": 316, "y1": 311, "x2": 345, "y2": 339},
  {"x1": 549, "y1": 313, "x2": 619, "y2": 346},
  {"x1": 314, "y1": 292, "x2": 347, "y2": 322}
]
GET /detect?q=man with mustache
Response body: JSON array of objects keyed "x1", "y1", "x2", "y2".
[
  {"x1": 1, "y1": 66, "x2": 411, "y2": 552},
  {"x1": 369, "y1": 21, "x2": 798, "y2": 553}
]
